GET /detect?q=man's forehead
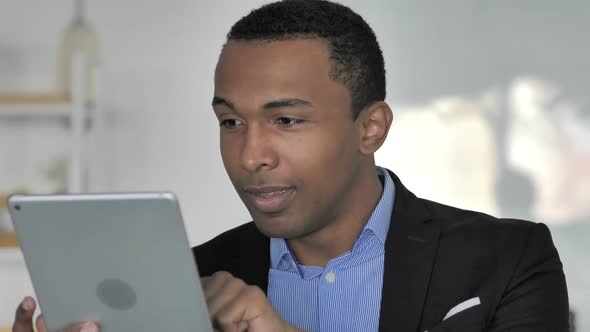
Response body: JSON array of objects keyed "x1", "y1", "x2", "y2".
[
  {"x1": 212, "y1": 37, "x2": 351, "y2": 111},
  {"x1": 218, "y1": 38, "x2": 330, "y2": 65},
  {"x1": 214, "y1": 38, "x2": 333, "y2": 85},
  {"x1": 223, "y1": 36, "x2": 328, "y2": 49}
]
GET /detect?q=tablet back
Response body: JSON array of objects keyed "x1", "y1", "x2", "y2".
[{"x1": 9, "y1": 193, "x2": 212, "y2": 332}]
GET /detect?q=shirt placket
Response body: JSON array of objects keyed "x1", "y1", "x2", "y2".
[{"x1": 318, "y1": 260, "x2": 346, "y2": 332}]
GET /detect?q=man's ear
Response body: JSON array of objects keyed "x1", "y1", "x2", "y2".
[{"x1": 356, "y1": 101, "x2": 393, "y2": 155}]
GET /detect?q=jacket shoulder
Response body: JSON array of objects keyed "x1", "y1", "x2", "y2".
[
  {"x1": 418, "y1": 199, "x2": 568, "y2": 330},
  {"x1": 421, "y1": 197, "x2": 539, "y2": 238}
]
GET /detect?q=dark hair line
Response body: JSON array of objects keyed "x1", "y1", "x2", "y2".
[{"x1": 226, "y1": 0, "x2": 386, "y2": 119}]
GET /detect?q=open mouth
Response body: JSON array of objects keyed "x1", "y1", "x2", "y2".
[{"x1": 244, "y1": 187, "x2": 296, "y2": 214}]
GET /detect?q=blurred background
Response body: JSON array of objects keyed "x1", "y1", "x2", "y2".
[{"x1": 0, "y1": 0, "x2": 588, "y2": 330}]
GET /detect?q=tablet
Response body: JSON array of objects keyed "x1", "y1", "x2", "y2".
[{"x1": 8, "y1": 192, "x2": 213, "y2": 332}]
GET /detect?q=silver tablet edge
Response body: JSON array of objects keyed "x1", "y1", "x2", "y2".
[{"x1": 8, "y1": 192, "x2": 177, "y2": 205}]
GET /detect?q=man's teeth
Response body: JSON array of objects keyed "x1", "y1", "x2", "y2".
[{"x1": 257, "y1": 189, "x2": 288, "y2": 197}]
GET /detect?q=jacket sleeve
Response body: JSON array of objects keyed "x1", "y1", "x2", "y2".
[{"x1": 490, "y1": 223, "x2": 570, "y2": 331}]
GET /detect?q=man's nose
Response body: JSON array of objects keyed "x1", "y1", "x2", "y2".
[{"x1": 240, "y1": 126, "x2": 278, "y2": 172}]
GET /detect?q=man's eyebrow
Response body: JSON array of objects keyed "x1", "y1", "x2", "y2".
[
  {"x1": 263, "y1": 98, "x2": 312, "y2": 109},
  {"x1": 212, "y1": 97, "x2": 312, "y2": 111},
  {"x1": 212, "y1": 96, "x2": 234, "y2": 110}
]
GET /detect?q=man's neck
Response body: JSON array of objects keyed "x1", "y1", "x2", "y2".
[{"x1": 287, "y1": 167, "x2": 384, "y2": 267}]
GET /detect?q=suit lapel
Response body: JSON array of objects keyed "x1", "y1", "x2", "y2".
[{"x1": 379, "y1": 171, "x2": 441, "y2": 332}]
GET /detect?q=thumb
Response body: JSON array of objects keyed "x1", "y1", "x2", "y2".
[{"x1": 12, "y1": 297, "x2": 36, "y2": 332}]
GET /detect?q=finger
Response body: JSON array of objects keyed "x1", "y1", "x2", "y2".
[
  {"x1": 216, "y1": 286, "x2": 266, "y2": 332},
  {"x1": 201, "y1": 273, "x2": 228, "y2": 289},
  {"x1": 217, "y1": 285, "x2": 286, "y2": 332},
  {"x1": 13, "y1": 296, "x2": 36, "y2": 332},
  {"x1": 201, "y1": 275, "x2": 213, "y2": 288},
  {"x1": 75, "y1": 321, "x2": 100, "y2": 332},
  {"x1": 38, "y1": 316, "x2": 99, "y2": 332},
  {"x1": 237, "y1": 320, "x2": 249, "y2": 332},
  {"x1": 207, "y1": 277, "x2": 247, "y2": 319},
  {"x1": 62, "y1": 321, "x2": 100, "y2": 332},
  {"x1": 36, "y1": 314, "x2": 47, "y2": 332},
  {"x1": 202, "y1": 271, "x2": 234, "y2": 302}
]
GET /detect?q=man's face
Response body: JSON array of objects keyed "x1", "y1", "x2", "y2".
[{"x1": 213, "y1": 39, "x2": 364, "y2": 239}]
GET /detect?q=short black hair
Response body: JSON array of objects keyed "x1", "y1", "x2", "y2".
[{"x1": 226, "y1": 0, "x2": 386, "y2": 119}]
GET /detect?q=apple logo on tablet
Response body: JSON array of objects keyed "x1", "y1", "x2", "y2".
[{"x1": 96, "y1": 279, "x2": 137, "y2": 311}]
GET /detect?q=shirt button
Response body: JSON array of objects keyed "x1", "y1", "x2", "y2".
[{"x1": 325, "y1": 271, "x2": 336, "y2": 283}]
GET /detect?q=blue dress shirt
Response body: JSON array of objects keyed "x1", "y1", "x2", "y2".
[{"x1": 268, "y1": 167, "x2": 395, "y2": 332}]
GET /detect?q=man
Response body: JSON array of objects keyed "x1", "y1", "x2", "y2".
[{"x1": 13, "y1": 1, "x2": 569, "y2": 331}]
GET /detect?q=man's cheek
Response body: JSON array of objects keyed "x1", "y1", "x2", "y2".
[{"x1": 220, "y1": 146, "x2": 239, "y2": 169}]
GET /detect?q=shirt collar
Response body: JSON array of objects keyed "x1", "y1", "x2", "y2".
[
  {"x1": 270, "y1": 166, "x2": 396, "y2": 269},
  {"x1": 362, "y1": 166, "x2": 395, "y2": 245}
]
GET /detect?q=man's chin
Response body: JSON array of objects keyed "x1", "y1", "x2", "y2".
[
  {"x1": 251, "y1": 216, "x2": 303, "y2": 239},
  {"x1": 252, "y1": 217, "x2": 289, "y2": 238}
]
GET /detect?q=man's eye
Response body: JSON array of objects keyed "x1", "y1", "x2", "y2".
[
  {"x1": 276, "y1": 117, "x2": 304, "y2": 127},
  {"x1": 219, "y1": 119, "x2": 243, "y2": 127}
]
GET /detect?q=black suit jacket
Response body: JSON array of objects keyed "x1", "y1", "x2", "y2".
[{"x1": 193, "y1": 170, "x2": 569, "y2": 331}]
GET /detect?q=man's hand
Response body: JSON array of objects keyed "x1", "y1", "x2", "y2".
[
  {"x1": 202, "y1": 271, "x2": 303, "y2": 332},
  {"x1": 12, "y1": 296, "x2": 99, "y2": 332}
]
